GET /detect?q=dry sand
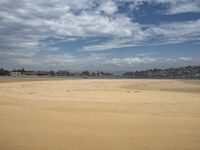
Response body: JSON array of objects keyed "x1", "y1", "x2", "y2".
[{"x1": 0, "y1": 78, "x2": 200, "y2": 150}]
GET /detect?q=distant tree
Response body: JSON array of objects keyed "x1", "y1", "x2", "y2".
[
  {"x1": 91, "y1": 72, "x2": 96, "y2": 76},
  {"x1": 65, "y1": 71, "x2": 70, "y2": 76},
  {"x1": 37, "y1": 71, "x2": 49, "y2": 76},
  {"x1": 0, "y1": 68, "x2": 10, "y2": 76},
  {"x1": 123, "y1": 72, "x2": 134, "y2": 77},
  {"x1": 49, "y1": 70, "x2": 55, "y2": 76},
  {"x1": 81, "y1": 71, "x2": 90, "y2": 76}
]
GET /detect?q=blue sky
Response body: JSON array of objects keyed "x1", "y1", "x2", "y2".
[{"x1": 0, "y1": 0, "x2": 200, "y2": 71}]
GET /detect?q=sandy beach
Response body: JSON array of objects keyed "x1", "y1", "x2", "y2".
[{"x1": 0, "y1": 78, "x2": 200, "y2": 150}]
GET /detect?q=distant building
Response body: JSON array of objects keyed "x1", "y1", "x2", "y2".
[{"x1": 11, "y1": 71, "x2": 21, "y2": 77}]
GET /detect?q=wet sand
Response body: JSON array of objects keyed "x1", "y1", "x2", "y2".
[{"x1": 0, "y1": 78, "x2": 200, "y2": 150}]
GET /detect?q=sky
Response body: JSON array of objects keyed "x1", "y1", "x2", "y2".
[{"x1": 0, "y1": 0, "x2": 200, "y2": 71}]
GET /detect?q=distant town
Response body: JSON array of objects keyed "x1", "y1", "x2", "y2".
[{"x1": 0, "y1": 65, "x2": 200, "y2": 79}]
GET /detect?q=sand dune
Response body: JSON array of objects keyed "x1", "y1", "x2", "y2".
[{"x1": 0, "y1": 78, "x2": 200, "y2": 150}]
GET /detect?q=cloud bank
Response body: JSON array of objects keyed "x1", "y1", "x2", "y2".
[{"x1": 0, "y1": 0, "x2": 199, "y2": 70}]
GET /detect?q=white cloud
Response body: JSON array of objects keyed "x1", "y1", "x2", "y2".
[
  {"x1": 99, "y1": 0, "x2": 118, "y2": 15},
  {"x1": 164, "y1": 1, "x2": 200, "y2": 14},
  {"x1": 80, "y1": 38, "x2": 138, "y2": 51},
  {"x1": 149, "y1": 19, "x2": 200, "y2": 44},
  {"x1": 103, "y1": 56, "x2": 195, "y2": 67},
  {"x1": 0, "y1": 0, "x2": 148, "y2": 55},
  {"x1": 117, "y1": 0, "x2": 200, "y2": 14},
  {"x1": 0, "y1": 0, "x2": 199, "y2": 54},
  {"x1": 0, "y1": 0, "x2": 199, "y2": 70},
  {"x1": 81, "y1": 19, "x2": 200, "y2": 51},
  {"x1": 13, "y1": 53, "x2": 75, "y2": 67},
  {"x1": 45, "y1": 54, "x2": 75, "y2": 64},
  {"x1": 104, "y1": 57, "x2": 157, "y2": 66},
  {"x1": 11, "y1": 51, "x2": 196, "y2": 71},
  {"x1": 178, "y1": 57, "x2": 192, "y2": 61}
]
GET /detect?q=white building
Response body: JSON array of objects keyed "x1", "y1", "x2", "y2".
[{"x1": 11, "y1": 71, "x2": 21, "y2": 77}]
